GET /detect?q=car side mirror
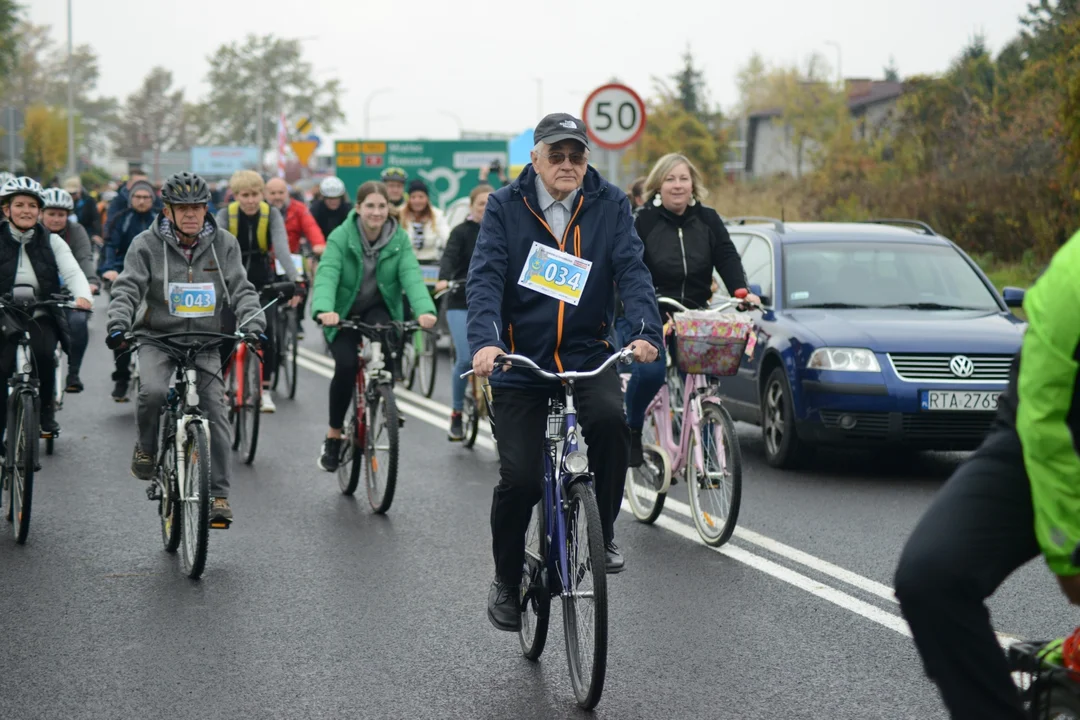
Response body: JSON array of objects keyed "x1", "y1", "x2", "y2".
[{"x1": 1002, "y1": 286, "x2": 1025, "y2": 309}]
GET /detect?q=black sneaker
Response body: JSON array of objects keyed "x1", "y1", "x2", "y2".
[
  {"x1": 65, "y1": 374, "x2": 83, "y2": 393},
  {"x1": 112, "y1": 380, "x2": 129, "y2": 403},
  {"x1": 605, "y1": 541, "x2": 626, "y2": 574},
  {"x1": 629, "y1": 429, "x2": 644, "y2": 467},
  {"x1": 487, "y1": 577, "x2": 521, "y2": 632},
  {"x1": 131, "y1": 445, "x2": 155, "y2": 480},
  {"x1": 40, "y1": 405, "x2": 60, "y2": 437},
  {"x1": 318, "y1": 436, "x2": 343, "y2": 472},
  {"x1": 448, "y1": 412, "x2": 464, "y2": 441}
]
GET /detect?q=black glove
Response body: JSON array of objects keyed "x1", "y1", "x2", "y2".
[
  {"x1": 294, "y1": 282, "x2": 308, "y2": 299},
  {"x1": 243, "y1": 332, "x2": 268, "y2": 349},
  {"x1": 105, "y1": 329, "x2": 128, "y2": 350}
]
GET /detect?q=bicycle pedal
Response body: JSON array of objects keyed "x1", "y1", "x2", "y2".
[
  {"x1": 210, "y1": 519, "x2": 232, "y2": 530},
  {"x1": 146, "y1": 483, "x2": 161, "y2": 501}
]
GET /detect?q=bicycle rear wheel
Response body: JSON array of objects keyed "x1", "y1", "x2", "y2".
[
  {"x1": 519, "y1": 500, "x2": 550, "y2": 660},
  {"x1": 365, "y1": 382, "x2": 399, "y2": 513},
  {"x1": 8, "y1": 392, "x2": 36, "y2": 544},
  {"x1": 180, "y1": 423, "x2": 211, "y2": 579},
  {"x1": 686, "y1": 401, "x2": 742, "y2": 547},
  {"x1": 237, "y1": 350, "x2": 261, "y2": 465},
  {"x1": 625, "y1": 444, "x2": 669, "y2": 524},
  {"x1": 562, "y1": 481, "x2": 608, "y2": 710},
  {"x1": 338, "y1": 385, "x2": 363, "y2": 495},
  {"x1": 159, "y1": 423, "x2": 181, "y2": 553}
]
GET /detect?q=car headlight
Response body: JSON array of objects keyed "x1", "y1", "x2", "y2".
[{"x1": 807, "y1": 347, "x2": 881, "y2": 372}]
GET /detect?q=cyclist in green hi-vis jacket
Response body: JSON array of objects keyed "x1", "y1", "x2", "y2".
[{"x1": 894, "y1": 228, "x2": 1080, "y2": 720}]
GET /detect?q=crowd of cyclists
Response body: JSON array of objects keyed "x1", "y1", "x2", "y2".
[{"x1": 3, "y1": 105, "x2": 1080, "y2": 718}]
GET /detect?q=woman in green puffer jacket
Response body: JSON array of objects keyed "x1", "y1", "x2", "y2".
[{"x1": 310, "y1": 180, "x2": 437, "y2": 472}]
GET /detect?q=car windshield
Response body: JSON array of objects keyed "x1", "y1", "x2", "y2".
[{"x1": 781, "y1": 241, "x2": 1001, "y2": 311}]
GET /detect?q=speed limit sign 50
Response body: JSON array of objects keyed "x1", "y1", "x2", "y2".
[{"x1": 582, "y1": 84, "x2": 647, "y2": 151}]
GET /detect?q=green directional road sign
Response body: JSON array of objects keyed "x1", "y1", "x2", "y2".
[{"x1": 333, "y1": 139, "x2": 508, "y2": 210}]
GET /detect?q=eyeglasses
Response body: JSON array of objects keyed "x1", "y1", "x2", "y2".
[{"x1": 543, "y1": 151, "x2": 588, "y2": 166}]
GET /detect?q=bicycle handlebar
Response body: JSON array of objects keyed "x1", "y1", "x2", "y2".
[
  {"x1": 462, "y1": 347, "x2": 633, "y2": 381},
  {"x1": 657, "y1": 289, "x2": 760, "y2": 315}
]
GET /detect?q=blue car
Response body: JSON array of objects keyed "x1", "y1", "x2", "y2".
[{"x1": 710, "y1": 219, "x2": 1027, "y2": 468}]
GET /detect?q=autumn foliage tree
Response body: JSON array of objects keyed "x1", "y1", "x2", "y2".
[{"x1": 21, "y1": 104, "x2": 66, "y2": 180}]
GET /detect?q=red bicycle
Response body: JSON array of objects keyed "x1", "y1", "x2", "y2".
[
  {"x1": 321, "y1": 317, "x2": 419, "y2": 514},
  {"x1": 226, "y1": 281, "x2": 295, "y2": 465}
]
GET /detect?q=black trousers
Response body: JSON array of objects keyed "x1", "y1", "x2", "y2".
[
  {"x1": 894, "y1": 427, "x2": 1039, "y2": 719},
  {"x1": 490, "y1": 366, "x2": 628, "y2": 582},
  {"x1": 0, "y1": 316, "x2": 58, "y2": 437},
  {"x1": 326, "y1": 305, "x2": 393, "y2": 429}
]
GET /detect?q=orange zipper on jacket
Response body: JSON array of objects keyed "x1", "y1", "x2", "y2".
[{"x1": 522, "y1": 195, "x2": 584, "y2": 372}]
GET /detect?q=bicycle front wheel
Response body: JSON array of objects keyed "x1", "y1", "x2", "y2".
[
  {"x1": 461, "y1": 376, "x2": 480, "y2": 449},
  {"x1": 365, "y1": 382, "x2": 399, "y2": 513},
  {"x1": 562, "y1": 481, "x2": 608, "y2": 710},
  {"x1": 625, "y1": 443, "x2": 669, "y2": 524},
  {"x1": 686, "y1": 401, "x2": 742, "y2": 547},
  {"x1": 282, "y1": 309, "x2": 299, "y2": 400},
  {"x1": 8, "y1": 391, "x2": 36, "y2": 544},
  {"x1": 181, "y1": 423, "x2": 211, "y2": 579},
  {"x1": 415, "y1": 329, "x2": 437, "y2": 398}
]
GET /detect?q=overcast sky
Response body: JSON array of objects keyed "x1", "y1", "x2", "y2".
[{"x1": 30, "y1": 0, "x2": 1031, "y2": 147}]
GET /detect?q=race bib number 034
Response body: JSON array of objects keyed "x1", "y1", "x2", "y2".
[
  {"x1": 517, "y1": 241, "x2": 592, "y2": 306},
  {"x1": 168, "y1": 282, "x2": 216, "y2": 318}
]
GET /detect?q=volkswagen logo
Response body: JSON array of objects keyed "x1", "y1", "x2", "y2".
[{"x1": 949, "y1": 355, "x2": 975, "y2": 378}]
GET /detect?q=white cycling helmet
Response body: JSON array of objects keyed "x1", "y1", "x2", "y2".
[
  {"x1": 0, "y1": 176, "x2": 45, "y2": 206},
  {"x1": 42, "y1": 187, "x2": 75, "y2": 211},
  {"x1": 320, "y1": 176, "x2": 346, "y2": 199}
]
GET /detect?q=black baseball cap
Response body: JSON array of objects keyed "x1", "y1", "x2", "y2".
[{"x1": 533, "y1": 113, "x2": 589, "y2": 148}]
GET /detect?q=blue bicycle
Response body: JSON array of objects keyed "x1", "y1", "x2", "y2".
[{"x1": 468, "y1": 347, "x2": 631, "y2": 710}]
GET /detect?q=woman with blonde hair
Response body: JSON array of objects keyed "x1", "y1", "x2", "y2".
[
  {"x1": 624, "y1": 153, "x2": 760, "y2": 466},
  {"x1": 398, "y1": 179, "x2": 449, "y2": 262}
]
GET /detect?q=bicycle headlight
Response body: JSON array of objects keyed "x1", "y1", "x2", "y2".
[
  {"x1": 563, "y1": 451, "x2": 589, "y2": 475},
  {"x1": 807, "y1": 347, "x2": 881, "y2": 372}
]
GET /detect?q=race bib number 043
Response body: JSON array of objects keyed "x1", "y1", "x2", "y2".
[
  {"x1": 168, "y1": 282, "x2": 216, "y2": 318},
  {"x1": 517, "y1": 241, "x2": 592, "y2": 306}
]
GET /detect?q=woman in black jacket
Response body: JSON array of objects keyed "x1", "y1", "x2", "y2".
[
  {"x1": 435, "y1": 183, "x2": 493, "y2": 441},
  {"x1": 626, "y1": 154, "x2": 759, "y2": 465}
]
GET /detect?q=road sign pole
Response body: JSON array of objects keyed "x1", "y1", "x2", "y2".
[{"x1": 606, "y1": 149, "x2": 620, "y2": 190}]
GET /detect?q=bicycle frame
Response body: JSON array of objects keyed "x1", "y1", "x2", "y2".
[
  {"x1": 166, "y1": 366, "x2": 211, "y2": 505},
  {"x1": 6, "y1": 341, "x2": 40, "y2": 472},
  {"x1": 541, "y1": 385, "x2": 590, "y2": 597},
  {"x1": 646, "y1": 371, "x2": 724, "y2": 478}
]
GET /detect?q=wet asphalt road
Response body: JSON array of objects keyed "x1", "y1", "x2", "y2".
[{"x1": 0, "y1": 310, "x2": 1069, "y2": 720}]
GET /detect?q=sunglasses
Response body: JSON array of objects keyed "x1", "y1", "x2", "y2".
[{"x1": 543, "y1": 151, "x2": 588, "y2": 166}]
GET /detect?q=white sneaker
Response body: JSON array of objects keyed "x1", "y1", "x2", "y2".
[{"x1": 261, "y1": 391, "x2": 277, "y2": 413}]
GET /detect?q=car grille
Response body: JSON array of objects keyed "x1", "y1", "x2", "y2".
[
  {"x1": 901, "y1": 413, "x2": 996, "y2": 442},
  {"x1": 819, "y1": 410, "x2": 996, "y2": 447},
  {"x1": 887, "y1": 354, "x2": 1013, "y2": 382}
]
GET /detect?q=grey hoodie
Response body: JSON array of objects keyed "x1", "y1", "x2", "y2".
[
  {"x1": 352, "y1": 216, "x2": 396, "y2": 313},
  {"x1": 107, "y1": 214, "x2": 266, "y2": 336}
]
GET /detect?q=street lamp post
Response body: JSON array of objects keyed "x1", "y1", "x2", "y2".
[
  {"x1": 66, "y1": 0, "x2": 75, "y2": 177},
  {"x1": 825, "y1": 41, "x2": 843, "y2": 89},
  {"x1": 364, "y1": 88, "x2": 393, "y2": 138}
]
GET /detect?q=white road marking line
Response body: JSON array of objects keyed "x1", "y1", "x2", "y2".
[
  {"x1": 296, "y1": 355, "x2": 495, "y2": 451},
  {"x1": 296, "y1": 357, "x2": 1022, "y2": 645},
  {"x1": 662, "y1": 497, "x2": 898, "y2": 604}
]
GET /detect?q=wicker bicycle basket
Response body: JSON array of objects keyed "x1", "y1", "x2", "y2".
[{"x1": 673, "y1": 310, "x2": 754, "y2": 377}]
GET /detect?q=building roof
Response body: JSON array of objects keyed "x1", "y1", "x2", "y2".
[{"x1": 747, "y1": 80, "x2": 904, "y2": 120}]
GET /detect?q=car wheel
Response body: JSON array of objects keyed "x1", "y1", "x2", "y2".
[{"x1": 762, "y1": 368, "x2": 813, "y2": 469}]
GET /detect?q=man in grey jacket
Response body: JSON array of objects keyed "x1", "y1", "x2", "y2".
[
  {"x1": 106, "y1": 172, "x2": 266, "y2": 524},
  {"x1": 42, "y1": 188, "x2": 99, "y2": 393}
]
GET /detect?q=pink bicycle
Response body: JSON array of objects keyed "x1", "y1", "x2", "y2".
[{"x1": 624, "y1": 291, "x2": 756, "y2": 546}]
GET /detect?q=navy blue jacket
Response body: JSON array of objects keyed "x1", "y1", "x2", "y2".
[
  {"x1": 105, "y1": 185, "x2": 164, "y2": 237},
  {"x1": 466, "y1": 165, "x2": 662, "y2": 387},
  {"x1": 100, "y1": 207, "x2": 154, "y2": 275}
]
